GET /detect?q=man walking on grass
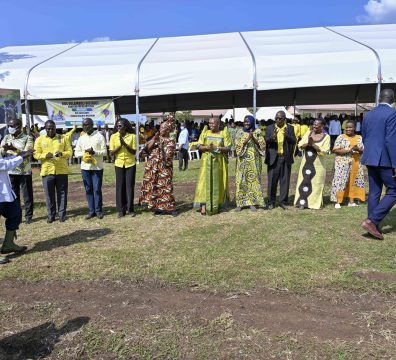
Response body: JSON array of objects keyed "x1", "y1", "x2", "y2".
[{"x1": 361, "y1": 89, "x2": 396, "y2": 240}]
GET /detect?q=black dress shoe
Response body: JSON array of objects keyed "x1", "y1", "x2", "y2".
[
  {"x1": 85, "y1": 213, "x2": 96, "y2": 220},
  {"x1": 97, "y1": 213, "x2": 104, "y2": 219},
  {"x1": 59, "y1": 217, "x2": 66, "y2": 222},
  {"x1": 118, "y1": 213, "x2": 125, "y2": 218},
  {"x1": 268, "y1": 204, "x2": 275, "y2": 210},
  {"x1": 47, "y1": 217, "x2": 54, "y2": 224},
  {"x1": 279, "y1": 203, "x2": 287, "y2": 210},
  {"x1": 128, "y1": 212, "x2": 136, "y2": 217}
]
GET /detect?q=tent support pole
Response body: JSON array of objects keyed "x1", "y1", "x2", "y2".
[
  {"x1": 24, "y1": 42, "x2": 82, "y2": 134},
  {"x1": 323, "y1": 27, "x2": 382, "y2": 105},
  {"x1": 135, "y1": 38, "x2": 159, "y2": 163},
  {"x1": 239, "y1": 32, "x2": 257, "y2": 119}
]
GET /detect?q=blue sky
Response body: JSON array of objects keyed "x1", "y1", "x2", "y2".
[{"x1": 2, "y1": 0, "x2": 396, "y2": 47}]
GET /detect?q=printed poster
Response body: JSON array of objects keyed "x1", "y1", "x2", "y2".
[{"x1": 46, "y1": 99, "x2": 115, "y2": 127}]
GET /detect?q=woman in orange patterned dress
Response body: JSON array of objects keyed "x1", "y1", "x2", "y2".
[
  {"x1": 330, "y1": 120, "x2": 365, "y2": 208},
  {"x1": 139, "y1": 115, "x2": 177, "y2": 216}
]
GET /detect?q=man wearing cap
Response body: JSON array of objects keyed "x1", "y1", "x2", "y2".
[{"x1": 1, "y1": 118, "x2": 34, "y2": 224}]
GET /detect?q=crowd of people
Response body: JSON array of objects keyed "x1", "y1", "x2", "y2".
[{"x1": 0, "y1": 89, "x2": 395, "y2": 264}]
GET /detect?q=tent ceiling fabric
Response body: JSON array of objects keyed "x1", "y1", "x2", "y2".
[{"x1": 1, "y1": 24, "x2": 395, "y2": 114}]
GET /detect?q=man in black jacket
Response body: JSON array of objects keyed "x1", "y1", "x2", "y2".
[{"x1": 265, "y1": 111, "x2": 296, "y2": 209}]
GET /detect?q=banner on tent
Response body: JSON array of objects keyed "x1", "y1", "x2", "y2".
[{"x1": 45, "y1": 99, "x2": 115, "y2": 127}]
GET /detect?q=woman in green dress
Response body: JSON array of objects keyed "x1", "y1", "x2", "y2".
[
  {"x1": 235, "y1": 115, "x2": 266, "y2": 212},
  {"x1": 294, "y1": 118, "x2": 330, "y2": 210},
  {"x1": 193, "y1": 118, "x2": 232, "y2": 215}
]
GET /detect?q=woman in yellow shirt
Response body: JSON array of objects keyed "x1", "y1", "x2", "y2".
[{"x1": 109, "y1": 118, "x2": 137, "y2": 217}]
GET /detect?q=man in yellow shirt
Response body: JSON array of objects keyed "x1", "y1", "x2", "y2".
[{"x1": 34, "y1": 120, "x2": 72, "y2": 223}]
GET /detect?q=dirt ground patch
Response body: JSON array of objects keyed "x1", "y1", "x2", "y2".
[{"x1": 1, "y1": 279, "x2": 395, "y2": 343}]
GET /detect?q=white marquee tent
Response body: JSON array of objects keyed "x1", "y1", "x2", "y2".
[
  {"x1": 1, "y1": 23, "x2": 395, "y2": 118},
  {"x1": 256, "y1": 106, "x2": 293, "y2": 120},
  {"x1": 221, "y1": 108, "x2": 252, "y2": 122}
]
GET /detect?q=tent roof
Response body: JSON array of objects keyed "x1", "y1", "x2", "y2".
[{"x1": 1, "y1": 24, "x2": 395, "y2": 114}]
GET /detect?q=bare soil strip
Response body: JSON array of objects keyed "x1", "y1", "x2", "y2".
[{"x1": 1, "y1": 280, "x2": 395, "y2": 342}]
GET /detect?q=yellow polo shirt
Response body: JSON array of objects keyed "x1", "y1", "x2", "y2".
[
  {"x1": 276, "y1": 124, "x2": 287, "y2": 155},
  {"x1": 34, "y1": 134, "x2": 72, "y2": 176},
  {"x1": 109, "y1": 132, "x2": 136, "y2": 168},
  {"x1": 292, "y1": 123, "x2": 301, "y2": 139}
]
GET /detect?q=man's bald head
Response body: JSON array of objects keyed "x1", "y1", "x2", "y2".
[{"x1": 379, "y1": 89, "x2": 395, "y2": 105}]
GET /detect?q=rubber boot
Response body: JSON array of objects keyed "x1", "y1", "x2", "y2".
[{"x1": 0, "y1": 230, "x2": 27, "y2": 254}]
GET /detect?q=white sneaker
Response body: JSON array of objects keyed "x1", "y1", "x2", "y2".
[
  {"x1": 335, "y1": 203, "x2": 341, "y2": 209},
  {"x1": 348, "y1": 203, "x2": 358, "y2": 207}
]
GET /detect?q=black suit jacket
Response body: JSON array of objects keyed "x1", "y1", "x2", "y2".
[{"x1": 264, "y1": 124, "x2": 296, "y2": 166}]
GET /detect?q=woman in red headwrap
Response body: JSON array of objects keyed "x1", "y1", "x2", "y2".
[{"x1": 139, "y1": 115, "x2": 177, "y2": 216}]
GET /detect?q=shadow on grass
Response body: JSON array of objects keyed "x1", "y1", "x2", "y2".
[
  {"x1": 10, "y1": 228, "x2": 112, "y2": 258},
  {"x1": 0, "y1": 316, "x2": 89, "y2": 360},
  {"x1": 30, "y1": 206, "x2": 119, "y2": 222},
  {"x1": 379, "y1": 207, "x2": 396, "y2": 234}
]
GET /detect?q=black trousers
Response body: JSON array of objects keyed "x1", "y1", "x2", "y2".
[
  {"x1": 178, "y1": 148, "x2": 189, "y2": 170},
  {"x1": 330, "y1": 135, "x2": 339, "y2": 150},
  {"x1": 267, "y1": 156, "x2": 291, "y2": 205},
  {"x1": 10, "y1": 174, "x2": 34, "y2": 220},
  {"x1": 42, "y1": 174, "x2": 68, "y2": 220},
  {"x1": 115, "y1": 165, "x2": 136, "y2": 215}
]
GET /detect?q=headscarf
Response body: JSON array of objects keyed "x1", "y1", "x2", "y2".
[
  {"x1": 160, "y1": 114, "x2": 176, "y2": 134},
  {"x1": 243, "y1": 115, "x2": 256, "y2": 133}
]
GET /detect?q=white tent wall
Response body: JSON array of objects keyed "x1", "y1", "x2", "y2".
[
  {"x1": 256, "y1": 106, "x2": 293, "y2": 120},
  {"x1": 26, "y1": 39, "x2": 157, "y2": 99},
  {"x1": 221, "y1": 108, "x2": 253, "y2": 122},
  {"x1": 138, "y1": 33, "x2": 253, "y2": 97},
  {"x1": 0, "y1": 24, "x2": 395, "y2": 115},
  {"x1": 328, "y1": 25, "x2": 396, "y2": 85},
  {"x1": 242, "y1": 27, "x2": 377, "y2": 91},
  {"x1": 0, "y1": 43, "x2": 74, "y2": 95}
]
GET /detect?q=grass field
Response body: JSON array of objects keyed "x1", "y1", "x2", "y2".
[{"x1": 0, "y1": 155, "x2": 395, "y2": 359}]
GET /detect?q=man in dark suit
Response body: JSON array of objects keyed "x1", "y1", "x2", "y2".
[
  {"x1": 361, "y1": 89, "x2": 396, "y2": 240},
  {"x1": 265, "y1": 111, "x2": 296, "y2": 209}
]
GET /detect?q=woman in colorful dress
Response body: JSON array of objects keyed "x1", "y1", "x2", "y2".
[
  {"x1": 294, "y1": 118, "x2": 330, "y2": 210},
  {"x1": 235, "y1": 115, "x2": 266, "y2": 212},
  {"x1": 330, "y1": 120, "x2": 365, "y2": 208},
  {"x1": 109, "y1": 118, "x2": 137, "y2": 217},
  {"x1": 193, "y1": 117, "x2": 232, "y2": 215},
  {"x1": 139, "y1": 115, "x2": 177, "y2": 216}
]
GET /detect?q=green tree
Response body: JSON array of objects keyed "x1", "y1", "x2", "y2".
[{"x1": 175, "y1": 110, "x2": 193, "y2": 123}]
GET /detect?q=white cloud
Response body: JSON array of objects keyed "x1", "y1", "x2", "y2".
[
  {"x1": 67, "y1": 36, "x2": 112, "y2": 44},
  {"x1": 357, "y1": 0, "x2": 396, "y2": 23},
  {"x1": 89, "y1": 36, "x2": 111, "y2": 42}
]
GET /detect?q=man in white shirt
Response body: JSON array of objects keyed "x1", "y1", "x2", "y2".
[
  {"x1": 177, "y1": 122, "x2": 189, "y2": 171},
  {"x1": 74, "y1": 118, "x2": 107, "y2": 219},
  {"x1": 0, "y1": 149, "x2": 32, "y2": 264},
  {"x1": 328, "y1": 115, "x2": 342, "y2": 150}
]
